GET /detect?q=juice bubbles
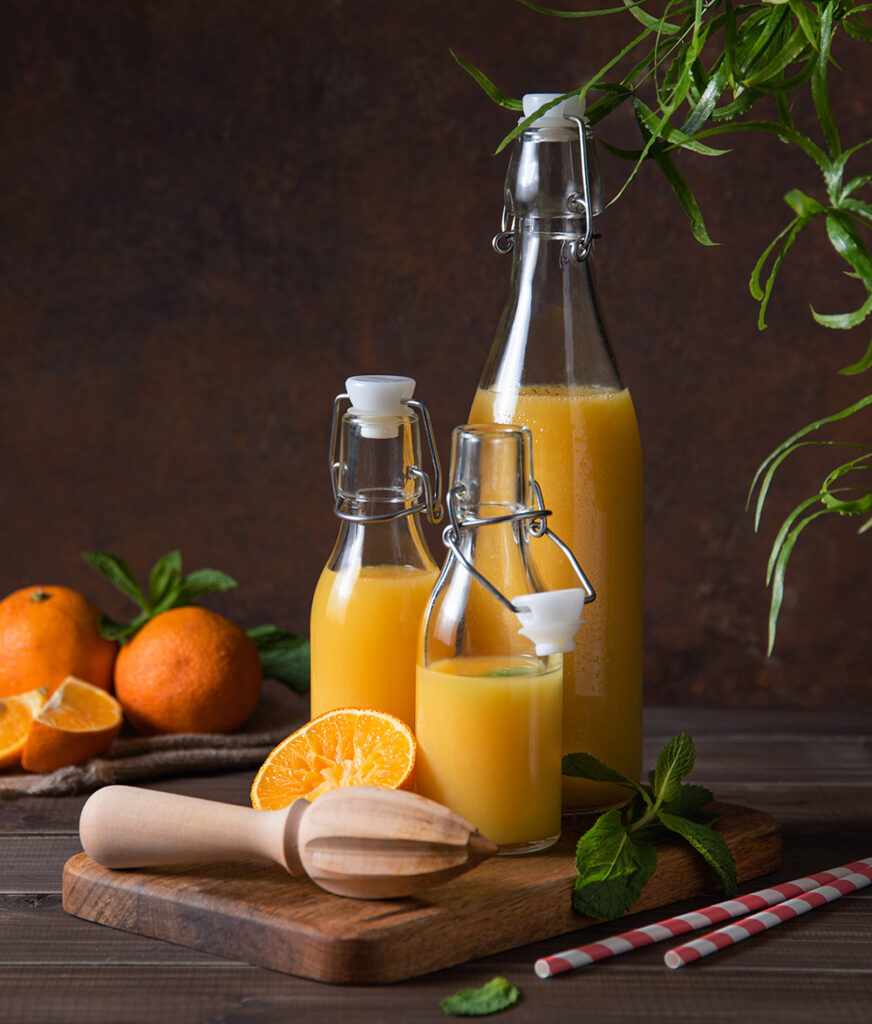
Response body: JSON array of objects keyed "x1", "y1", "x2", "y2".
[
  {"x1": 310, "y1": 564, "x2": 439, "y2": 728},
  {"x1": 416, "y1": 654, "x2": 563, "y2": 849},
  {"x1": 470, "y1": 384, "x2": 643, "y2": 809}
]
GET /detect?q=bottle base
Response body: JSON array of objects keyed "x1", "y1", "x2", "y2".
[{"x1": 495, "y1": 831, "x2": 561, "y2": 856}]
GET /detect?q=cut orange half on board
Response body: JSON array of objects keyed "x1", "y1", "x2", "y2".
[
  {"x1": 21, "y1": 676, "x2": 123, "y2": 773},
  {"x1": 0, "y1": 687, "x2": 48, "y2": 770},
  {"x1": 250, "y1": 707, "x2": 416, "y2": 810}
]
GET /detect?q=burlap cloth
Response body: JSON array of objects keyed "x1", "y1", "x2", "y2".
[{"x1": 0, "y1": 679, "x2": 309, "y2": 798}]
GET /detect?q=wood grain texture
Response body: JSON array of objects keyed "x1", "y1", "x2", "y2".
[{"x1": 62, "y1": 802, "x2": 780, "y2": 984}]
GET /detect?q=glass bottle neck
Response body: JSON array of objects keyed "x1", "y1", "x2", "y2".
[
  {"x1": 484, "y1": 225, "x2": 622, "y2": 393},
  {"x1": 327, "y1": 513, "x2": 436, "y2": 573}
]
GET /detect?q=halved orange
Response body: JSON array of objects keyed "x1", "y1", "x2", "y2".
[
  {"x1": 0, "y1": 687, "x2": 48, "y2": 770},
  {"x1": 21, "y1": 676, "x2": 123, "y2": 773},
  {"x1": 250, "y1": 707, "x2": 416, "y2": 810}
]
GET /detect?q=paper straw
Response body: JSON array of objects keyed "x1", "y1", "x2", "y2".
[
  {"x1": 664, "y1": 861, "x2": 872, "y2": 970},
  {"x1": 534, "y1": 856, "x2": 872, "y2": 979}
]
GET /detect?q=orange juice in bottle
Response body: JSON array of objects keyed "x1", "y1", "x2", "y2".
[
  {"x1": 416, "y1": 423, "x2": 592, "y2": 851},
  {"x1": 309, "y1": 376, "x2": 442, "y2": 729},
  {"x1": 469, "y1": 94, "x2": 643, "y2": 809}
]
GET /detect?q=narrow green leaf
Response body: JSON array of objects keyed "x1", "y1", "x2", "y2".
[
  {"x1": 842, "y1": 198, "x2": 872, "y2": 225},
  {"x1": 450, "y1": 51, "x2": 522, "y2": 111},
  {"x1": 788, "y1": 0, "x2": 820, "y2": 50},
  {"x1": 812, "y1": 291, "x2": 872, "y2": 330},
  {"x1": 83, "y1": 551, "x2": 149, "y2": 611},
  {"x1": 842, "y1": 174, "x2": 872, "y2": 200},
  {"x1": 517, "y1": 0, "x2": 648, "y2": 17},
  {"x1": 749, "y1": 395, "x2": 872, "y2": 521},
  {"x1": 635, "y1": 98, "x2": 729, "y2": 155},
  {"x1": 752, "y1": 214, "x2": 811, "y2": 327},
  {"x1": 839, "y1": 335, "x2": 872, "y2": 375},
  {"x1": 766, "y1": 506, "x2": 831, "y2": 652},
  {"x1": 783, "y1": 188, "x2": 825, "y2": 217},
  {"x1": 811, "y1": 1, "x2": 840, "y2": 157}
]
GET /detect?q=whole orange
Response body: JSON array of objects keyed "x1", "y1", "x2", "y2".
[
  {"x1": 0, "y1": 586, "x2": 117, "y2": 698},
  {"x1": 113, "y1": 606, "x2": 262, "y2": 734}
]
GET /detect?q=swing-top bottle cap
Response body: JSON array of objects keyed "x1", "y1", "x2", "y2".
[
  {"x1": 512, "y1": 588, "x2": 586, "y2": 655},
  {"x1": 521, "y1": 93, "x2": 586, "y2": 127},
  {"x1": 345, "y1": 375, "x2": 416, "y2": 440}
]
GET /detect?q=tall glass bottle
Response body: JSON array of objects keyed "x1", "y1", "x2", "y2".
[
  {"x1": 469, "y1": 94, "x2": 643, "y2": 810},
  {"x1": 310, "y1": 375, "x2": 442, "y2": 729}
]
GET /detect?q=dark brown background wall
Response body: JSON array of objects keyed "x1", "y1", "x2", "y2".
[{"x1": 1, "y1": 1, "x2": 869, "y2": 709}]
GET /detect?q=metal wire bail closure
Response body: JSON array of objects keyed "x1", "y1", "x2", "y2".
[
  {"x1": 441, "y1": 482, "x2": 596, "y2": 613},
  {"x1": 493, "y1": 113, "x2": 596, "y2": 261},
  {"x1": 328, "y1": 393, "x2": 444, "y2": 525}
]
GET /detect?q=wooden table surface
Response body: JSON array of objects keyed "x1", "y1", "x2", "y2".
[{"x1": 2, "y1": 706, "x2": 870, "y2": 1023}]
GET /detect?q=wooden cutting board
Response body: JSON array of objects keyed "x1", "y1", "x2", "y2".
[{"x1": 63, "y1": 801, "x2": 780, "y2": 984}]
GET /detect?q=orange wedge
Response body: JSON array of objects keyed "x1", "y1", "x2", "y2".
[
  {"x1": 250, "y1": 707, "x2": 416, "y2": 810},
  {"x1": 0, "y1": 687, "x2": 48, "y2": 770},
  {"x1": 21, "y1": 676, "x2": 123, "y2": 773}
]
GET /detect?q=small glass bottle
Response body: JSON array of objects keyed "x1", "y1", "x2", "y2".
[
  {"x1": 416, "y1": 423, "x2": 593, "y2": 853},
  {"x1": 469, "y1": 94, "x2": 644, "y2": 810},
  {"x1": 309, "y1": 375, "x2": 442, "y2": 729}
]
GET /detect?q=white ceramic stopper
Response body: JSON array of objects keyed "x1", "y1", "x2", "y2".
[
  {"x1": 522, "y1": 92, "x2": 586, "y2": 127},
  {"x1": 513, "y1": 588, "x2": 586, "y2": 656},
  {"x1": 345, "y1": 374, "x2": 415, "y2": 439}
]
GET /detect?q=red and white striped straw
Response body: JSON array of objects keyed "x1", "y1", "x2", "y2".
[
  {"x1": 534, "y1": 856, "x2": 872, "y2": 979},
  {"x1": 663, "y1": 860, "x2": 872, "y2": 969}
]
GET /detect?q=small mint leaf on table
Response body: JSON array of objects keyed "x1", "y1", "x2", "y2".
[
  {"x1": 659, "y1": 813, "x2": 738, "y2": 895},
  {"x1": 440, "y1": 976, "x2": 519, "y2": 1016}
]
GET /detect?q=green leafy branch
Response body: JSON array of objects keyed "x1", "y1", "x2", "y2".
[
  {"x1": 455, "y1": 0, "x2": 872, "y2": 649},
  {"x1": 83, "y1": 550, "x2": 310, "y2": 692},
  {"x1": 563, "y1": 732, "x2": 736, "y2": 919}
]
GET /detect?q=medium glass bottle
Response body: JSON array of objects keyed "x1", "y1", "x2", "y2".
[
  {"x1": 309, "y1": 375, "x2": 442, "y2": 729},
  {"x1": 468, "y1": 94, "x2": 644, "y2": 810},
  {"x1": 416, "y1": 423, "x2": 592, "y2": 853}
]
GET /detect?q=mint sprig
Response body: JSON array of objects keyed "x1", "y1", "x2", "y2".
[
  {"x1": 83, "y1": 550, "x2": 310, "y2": 693},
  {"x1": 564, "y1": 731, "x2": 736, "y2": 919},
  {"x1": 440, "y1": 977, "x2": 520, "y2": 1017}
]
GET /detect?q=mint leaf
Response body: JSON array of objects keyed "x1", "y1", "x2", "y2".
[
  {"x1": 83, "y1": 551, "x2": 149, "y2": 611},
  {"x1": 651, "y1": 731, "x2": 696, "y2": 802},
  {"x1": 440, "y1": 977, "x2": 520, "y2": 1016},
  {"x1": 562, "y1": 752, "x2": 649, "y2": 802},
  {"x1": 248, "y1": 625, "x2": 310, "y2": 693},
  {"x1": 176, "y1": 568, "x2": 238, "y2": 602},
  {"x1": 659, "y1": 813, "x2": 738, "y2": 895},
  {"x1": 149, "y1": 550, "x2": 182, "y2": 608},
  {"x1": 660, "y1": 782, "x2": 715, "y2": 819},
  {"x1": 573, "y1": 810, "x2": 657, "y2": 919},
  {"x1": 567, "y1": 734, "x2": 737, "y2": 921}
]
